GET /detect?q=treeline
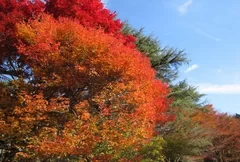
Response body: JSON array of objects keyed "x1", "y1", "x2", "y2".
[
  {"x1": 124, "y1": 24, "x2": 240, "y2": 162},
  {"x1": 0, "y1": 0, "x2": 240, "y2": 162}
]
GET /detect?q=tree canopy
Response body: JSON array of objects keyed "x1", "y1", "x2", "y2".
[
  {"x1": 0, "y1": 0, "x2": 170, "y2": 161},
  {"x1": 1, "y1": 0, "x2": 240, "y2": 162}
]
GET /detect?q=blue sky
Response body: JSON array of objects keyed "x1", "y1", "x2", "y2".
[{"x1": 102, "y1": 0, "x2": 240, "y2": 114}]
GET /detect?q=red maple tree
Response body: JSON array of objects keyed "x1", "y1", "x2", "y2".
[{"x1": 0, "y1": 1, "x2": 170, "y2": 161}]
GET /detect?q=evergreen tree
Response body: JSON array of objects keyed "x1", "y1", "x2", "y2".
[{"x1": 123, "y1": 24, "x2": 188, "y2": 83}]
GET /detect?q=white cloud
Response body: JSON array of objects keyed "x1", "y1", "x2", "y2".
[
  {"x1": 185, "y1": 64, "x2": 199, "y2": 73},
  {"x1": 178, "y1": 0, "x2": 193, "y2": 15},
  {"x1": 197, "y1": 84, "x2": 240, "y2": 94},
  {"x1": 195, "y1": 28, "x2": 222, "y2": 42},
  {"x1": 101, "y1": 0, "x2": 109, "y2": 7}
]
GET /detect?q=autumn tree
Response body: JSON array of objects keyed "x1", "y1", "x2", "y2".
[
  {"x1": 194, "y1": 106, "x2": 240, "y2": 162},
  {"x1": 45, "y1": 0, "x2": 136, "y2": 47},
  {"x1": 2, "y1": 1, "x2": 238, "y2": 162},
  {"x1": 162, "y1": 107, "x2": 213, "y2": 162},
  {"x1": 0, "y1": 0, "x2": 44, "y2": 81},
  {"x1": 0, "y1": 0, "x2": 135, "y2": 82},
  {"x1": 161, "y1": 81, "x2": 211, "y2": 161},
  {"x1": 0, "y1": 1, "x2": 171, "y2": 160}
]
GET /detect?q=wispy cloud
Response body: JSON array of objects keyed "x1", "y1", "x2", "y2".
[
  {"x1": 197, "y1": 84, "x2": 240, "y2": 94},
  {"x1": 101, "y1": 0, "x2": 109, "y2": 7},
  {"x1": 178, "y1": 0, "x2": 193, "y2": 15},
  {"x1": 185, "y1": 64, "x2": 199, "y2": 73},
  {"x1": 195, "y1": 28, "x2": 222, "y2": 42}
]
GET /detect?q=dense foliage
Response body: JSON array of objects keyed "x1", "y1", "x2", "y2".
[
  {"x1": 0, "y1": 0, "x2": 240, "y2": 162},
  {"x1": 0, "y1": 0, "x2": 170, "y2": 161}
]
